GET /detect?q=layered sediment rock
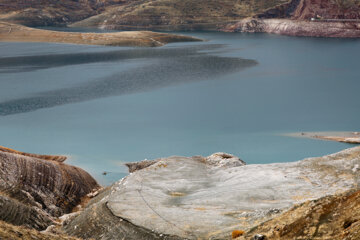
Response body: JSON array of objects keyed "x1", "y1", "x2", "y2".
[
  {"x1": 0, "y1": 146, "x2": 100, "y2": 230},
  {"x1": 0, "y1": 21, "x2": 201, "y2": 47},
  {"x1": 64, "y1": 147, "x2": 360, "y2": 239},
  {"x1": 223, "y1": 0, "x2": 360, "y2": 37},
  {"x1": 0, "y1": 220, "x2": 79, "y2": 240},
  {"x1": 223, "y1": 18, "x2": 360, "y2": 38}
]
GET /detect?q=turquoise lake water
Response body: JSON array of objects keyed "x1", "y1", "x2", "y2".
[{"x1": 0, "y1": 32, "x2": 359, "y2": 185}]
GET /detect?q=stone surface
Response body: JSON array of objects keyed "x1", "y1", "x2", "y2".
[
  {"x1": 223, "y1": 18, "x2": 360, "y2": 38},
  {"x1": 65, "y1": 147, "x2": 360, "y2": 239},
  {"x1": 0, "y1": 21, "x2": 201, "y2": 47},
  {"x1": 0, "y1": 146, "x2": 100, "y2": 230},
  {"x1": 238, "y1": 189, "x2": 360, "y2": 240}
]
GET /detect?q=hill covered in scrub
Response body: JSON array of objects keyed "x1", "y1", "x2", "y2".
[
  {"x1": 0, "y1": 0, "x2": 125, "y2": 26},
  {"x1": 0, "y1": 0, "x2": 291, "y2": 29},
  {"x1": 0, "y1": 0, "x2": 359, "y2": 32}
]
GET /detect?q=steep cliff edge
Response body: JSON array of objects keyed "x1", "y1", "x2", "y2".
[
  {"x1": 0, "y1": 146, "x2": 100, "y2": 230},
  {"x1": 223, "y1": 18, "x2": 360, "y2": 38}
]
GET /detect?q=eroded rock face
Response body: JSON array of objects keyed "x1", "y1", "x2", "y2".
[
  {"x1": 64, "y1": 147, "x2": 360, "y2": 239},
  {"x1": 0, "y1": 146, "x2": 100, "y2": 230},
  {"x1": 223, "y1": 18, "x2": 360, "y2": 38}
]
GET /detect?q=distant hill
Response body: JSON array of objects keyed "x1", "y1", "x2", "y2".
[
  {"x1": 0, "y1": 0, "x2": 359, "y2": 30},
  {"x1": 0, "y1": 0, "x2": 125, "y2": 26},
  {"x1": 70, "y1": 0, "x2": 290, "y2": 30}
]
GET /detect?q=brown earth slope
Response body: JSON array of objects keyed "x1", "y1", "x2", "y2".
[
  {"x1": 0, "y1": 21, "x2": 201, "y2": 47},
  {"x1": 0, "y1": 0, "x2": 125, "y2": 26},
  {"x1": 239, "y1": 190, "x2": 360, "y2": 240},
  {"x1": 0, "y1": 220, "x2": 79, "y2": 240},
  {"x1": 0, "y1": 146, "x2": 100, "y2": 230},
  {"x1": 257, "y1": 0, "x2": 360, "y2": 19},
  {"x1": 70, "y1": 0, "x2": 290, "y2": 31}
]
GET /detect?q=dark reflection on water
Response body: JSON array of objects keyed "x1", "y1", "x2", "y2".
[{"x1": 0, "y1": 44, "x2": 257, "y2": 115}]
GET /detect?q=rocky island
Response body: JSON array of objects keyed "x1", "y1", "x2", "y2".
[{"x1": 1, "y1": 146, "x2": 360, "y2": 239}]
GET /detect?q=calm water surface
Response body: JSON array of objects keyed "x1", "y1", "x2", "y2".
[{"x1": 0, "y1": 32, "x2": 359, "y2": 184}]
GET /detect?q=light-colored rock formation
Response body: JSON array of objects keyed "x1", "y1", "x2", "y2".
[
  {"x1": 287, "y1": 131, "x2": 360, "y2": 144},
  {"x1": 64, "y1": 147, "x2": 360, "y2": 239},
  {"x1": 0, "y1": 146, "x2": 100, "y2": 230},
  {"x1": 0, "y1": 22, "x2": 201, "y2": 47},
  {"x1": 223, "y1": 18, "x2": 360, "y2": 38}
]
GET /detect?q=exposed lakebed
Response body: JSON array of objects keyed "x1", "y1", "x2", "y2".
[{"x1": 0, "y1": 31, "x2": 359, "y2": 184}]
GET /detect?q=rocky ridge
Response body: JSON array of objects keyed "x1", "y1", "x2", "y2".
[
  {"x1": 63, "y1": 148, "x2": 360, "y2": 239},
  {"x1": 223, "y1": 18, "x2": 360, "y2": 38},
  {"x1": 0, "y1": 146, "x2": 100, "y2": 231}
]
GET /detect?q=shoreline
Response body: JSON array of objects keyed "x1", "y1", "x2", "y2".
[
  {"x1": 285, "y1": 131, "x2": 360, "y2": 144},
  {"x1": 222, "y1": 18, "x2": 360, "y2": 38},
  {"x1": 1, "y1": 144, "x2": 360, "y2": 239},
  {"x1": 0, "y1": 22, "x2": 202, "y2": 47}
]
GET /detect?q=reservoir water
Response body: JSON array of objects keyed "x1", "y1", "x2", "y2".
[{"x1": 0, "y1": 32, "x2": 359, "y2": 184}]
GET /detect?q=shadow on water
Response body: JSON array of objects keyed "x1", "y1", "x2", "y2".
[
  {"x1": 0, "y1": 44, "x2": 224, "y2": 73},
  {"x1": 0, "y1": 44, "x2": 257, "y2": 116}
]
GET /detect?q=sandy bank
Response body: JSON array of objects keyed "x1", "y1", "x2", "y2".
[
  {"x1": 0, "y1": 22, "x2": 201, "y2": 47},
  {"x1": 287, "y1": 131, "x2": 360, "y2": 144}
]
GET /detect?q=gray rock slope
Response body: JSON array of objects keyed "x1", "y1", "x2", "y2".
[{"x1": 65, "y1": 149, "x2": 360, "y2": 239}]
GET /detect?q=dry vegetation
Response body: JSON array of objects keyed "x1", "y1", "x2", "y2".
[
  {"x1": 0, "y1": 220, "x2": 79, "y2": 240},
  {"x1": 238, "y1": 190, "x2": 360, "y2": 240},
  {"x1": 71, "y1": 0, "x2": 290, "y2": 30}
]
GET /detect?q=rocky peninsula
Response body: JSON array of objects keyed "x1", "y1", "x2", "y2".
[
  {"x1": 288, "y1": 132, "x2": 360, "y2": 144},
  {"x1": 1, "y1": 146, "x2": 360, "y2": 239},
  {"x1": 0, "y1": 22, "x2": 201, "y2": 47}
]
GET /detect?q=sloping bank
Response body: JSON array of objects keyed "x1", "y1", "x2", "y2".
[
  {"x1": 0, "y1": 22, "x2": 201, "y2": 47},
  {"x1": 0, "y1": 146, "x2": 100, "y2": 232},
  {"x1": 223, "y1": 18, "x2": 360, "y2": 38},
  {"x1": 63, "y1": 148, "x2": 360, "y2": 239}
]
